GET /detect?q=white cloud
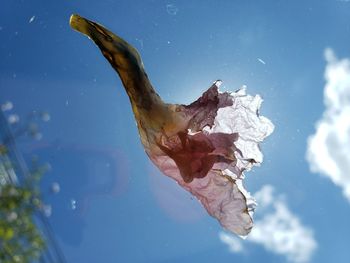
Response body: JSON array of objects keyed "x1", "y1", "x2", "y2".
[
  {"x1": 219, "y1": 232, "x2": 244, "y2": 253},
  {"x1": 220, "y1": 185, "x2": 317, "y2": 263},
  {"x1": 306, "y1": 48, "x2": 350, "y2": 201}
]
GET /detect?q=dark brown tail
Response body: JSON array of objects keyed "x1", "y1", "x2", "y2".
[{"x1": 69, "y1": 14, "x2": 162, "y2": 111}]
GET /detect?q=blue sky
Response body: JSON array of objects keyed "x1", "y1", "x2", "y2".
[{"x1": 1, "y1": 0, "x2": 350, "y2": 262}]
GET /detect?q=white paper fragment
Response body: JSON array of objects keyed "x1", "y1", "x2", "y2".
[
  {"x1": 204, "y1": 87, "x2": 274, "y2": 172},
  {"x1": 201, "y1": 85, "x2": 274, "y2": 230}
]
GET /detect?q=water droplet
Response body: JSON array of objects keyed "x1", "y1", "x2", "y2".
[
  {"x1": 51, "y1": 182, "x2": 60, "y2": 194},
  {"x1": 42, "y1": 204, "x2": 52, "y2": 217},
  {"x1": 8, "y1": 114, "x2": 19, "y2": 124},
  {"x1": 1, "y1": 101, "x2": 13, "y2": 111},
  {"x1": 29, "y1": 123, "x2": 38, "y2": 134},
  {"x1": 41, "y1": 112, "x2": 50, "y2": 122},
  {"x1": 166, "y1": 4, "x2": 178, "y2": 15},
  {"x1": 71, "y1": 199, "x2": 77, "y2": 210},
  {"x1": 29, "y1": 16, "x2": 35, "y2": 23},
  {"x1": 34, "y1": 132, "x2": 43, "y2": 140},
  {"x1": 136, "y1": 38, "x2": 144, "y2": 49},
  {"x1": 257, "y1": 58, "x2": 266, "y2": 65}
]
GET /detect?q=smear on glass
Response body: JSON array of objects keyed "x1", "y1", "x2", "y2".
[{"x1": 69, "y1": 14, "x2": 274, "y2": 236}]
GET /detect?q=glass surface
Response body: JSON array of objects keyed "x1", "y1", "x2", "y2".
[{"x1": 1, "y1": 1, "x2": 350, "y2": 262}]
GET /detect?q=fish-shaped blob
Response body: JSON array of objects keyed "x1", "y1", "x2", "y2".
[{"x1": 70, "y1": 14, "x2": 274, "y2": 236}]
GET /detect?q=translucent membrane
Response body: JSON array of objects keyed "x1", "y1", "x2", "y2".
[{"x1": 70, "y1": 14, "x2": 274, "y2": 236}]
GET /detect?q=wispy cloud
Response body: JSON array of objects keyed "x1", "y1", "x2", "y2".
[
  {"x1": 219, "y1": 232, "x2": 244, "y2": 253},
  {"x1": 306, "y1": 48, "x2": 350, "y2": 201},
  {"x1": 219, "y1": 185, "x2": 317, "y2": 263}
]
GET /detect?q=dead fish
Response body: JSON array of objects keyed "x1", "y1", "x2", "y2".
[{"x1": 69, "y1": 14, "x2": 274, "y2": 236}]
